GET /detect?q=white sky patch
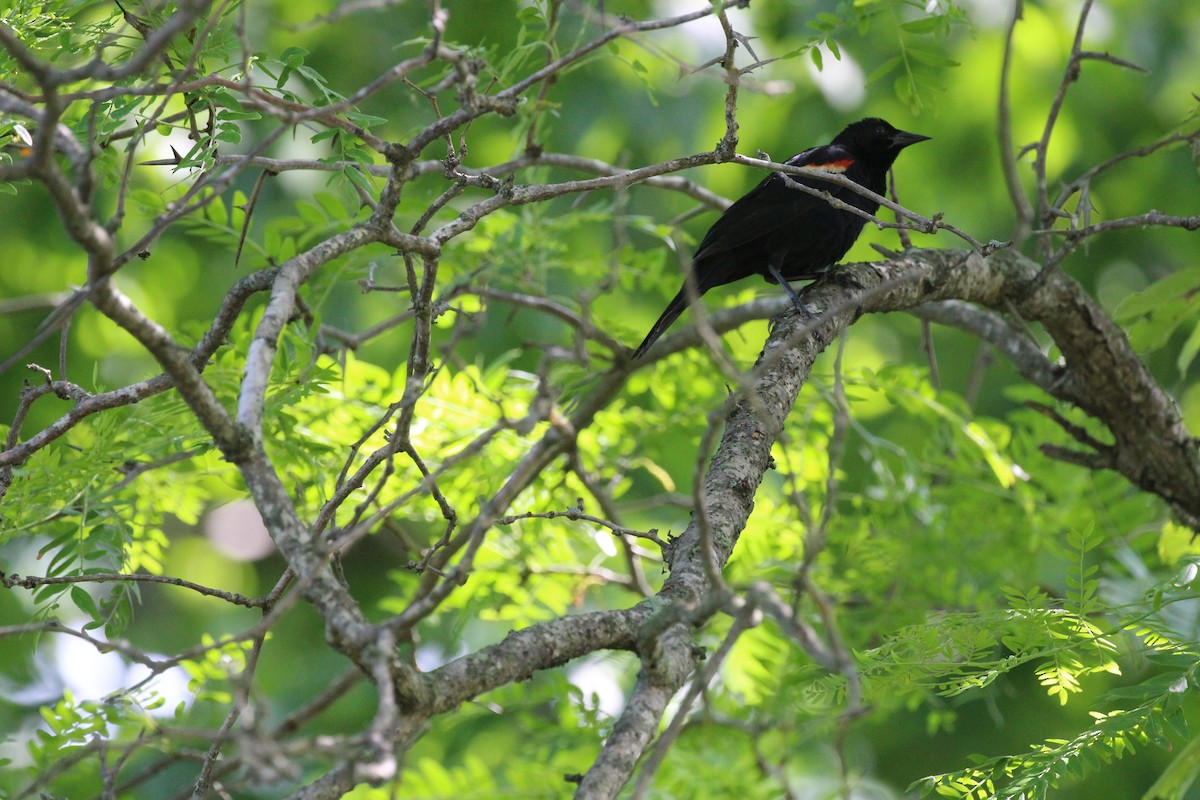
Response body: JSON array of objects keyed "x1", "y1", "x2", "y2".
[
  {"x1": 1076, "y1": 1, "x2": 1113, "y2": 45},
  {"x1": 57, "y1": 633, "x2": 128, "y2": 698},
  {"x1": 42, "y1": 631, "x2": 195, "y2": 718},
  {"x1": 590, "y1": 526, "x2": 619, "y2": 557},
  {"x1": 0, "y1": 630, "x2": 192, "y2": 769},
  {"x1": 414, "y1": 641, "x2": 472, "y2": 672},
  {"x1": 658, "y1": 680, "x2": 692, "y2": 732},
  {"x1": 126, "y1": 660, "x2": 194, "y2": 716},
  {"x1": 806, "y1": 44, "x2": 866, "y2": 111},
  {"x1": 958, "y1": 0, "x2": 1012, "y2": 29},
  {"x1": 568, "y1": 656, "x2": 627, "y2": 719},
  {"x1": 414, "y1": 644, "x2": 447, "y2": 672},
  {"x1": 205, "y1": 499, "x2": 275, "y2": 561},
  {"x1": 273, "y1": 129, "x2": 334, "y2": 196},
  {"x1": 654, "y1": 0, "x2": 757, "y2": 53}
]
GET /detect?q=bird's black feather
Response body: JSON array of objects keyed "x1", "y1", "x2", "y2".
[{"x1": 632, "y1": 118, "x2": 929, "y2": 359}]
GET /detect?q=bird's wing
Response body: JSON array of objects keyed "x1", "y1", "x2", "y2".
[{"x1": 692, "y1": 145, "x2": 857, "y2": 263}]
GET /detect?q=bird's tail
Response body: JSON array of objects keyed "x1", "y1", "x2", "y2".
[{"x1": 631, "y1": 289, "x2": 689, "y2": 359}]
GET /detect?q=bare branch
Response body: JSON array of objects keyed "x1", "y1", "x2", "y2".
[
  {"x1": 1, "y1": 570, "x2": 268, "y2": 609},
  {"x1": 494, "y1": 505, "x2": 668, "y2": 549},
  {"x1": 1053, "y1": 127, "x2": 1200, "y2": 209},
  {"x1": 1034, "y1": 0, "x2": 1095, "y2": 241},
  {"x1": 998, "y1": 1, "x2": 1035, "y2": 243}
]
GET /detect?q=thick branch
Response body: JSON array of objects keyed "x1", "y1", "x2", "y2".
[
  {"x1": 580, "y1": 245, "x2": 1200, "y2": 796},
  {"x1": 422, "y1": 607, "x2": 645, "y2": 716}
]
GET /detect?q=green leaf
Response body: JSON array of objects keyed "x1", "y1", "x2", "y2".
[
  {"x1": 906, "y1": 46, "x2": 961, "y2": 68},
  {"x1": 902, "y1": 16, "x2": 944, "y2": 35},
  {"x1": 280, "y1": 46, "x2": 308, "y2": 67},
  {"x1": 70, "y1": 585, "x2": 101, "y2": 621},
  {"x1": 867, "y1": 55, "x2": 902, "y2": 83},
  {"x1": 1116, "y1": 268, "x2": 1200, "y2": 320},
  {"x1": 1177, "y1": 322, "x2": 1200, "y2": 375}
]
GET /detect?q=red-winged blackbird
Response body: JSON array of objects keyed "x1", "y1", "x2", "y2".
[{"x1": 632, "y1": 117, "x2": 929, "y2": 358}]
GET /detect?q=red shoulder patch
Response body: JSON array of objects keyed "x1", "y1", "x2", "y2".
[{"x1": 809, "y1": 158, "x2": 854, "y2": 172}]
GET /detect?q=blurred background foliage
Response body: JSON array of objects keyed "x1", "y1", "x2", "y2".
[{"x1": 1, "y1": 0, "x2": 1200, "y2": 797}]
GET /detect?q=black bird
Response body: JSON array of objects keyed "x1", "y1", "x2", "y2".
[{"x1": 632, "y1": 117, "x2": 929, "y2": 358}]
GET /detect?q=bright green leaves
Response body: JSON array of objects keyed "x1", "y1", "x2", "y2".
[
  {"x1": 1116, "y1": 267, "x2": 1200, "y2": 376},
  {"x1": 791, "y1": 1, "x2": 967, "y2": 113},
  {"x1": 401, "y1": 755, "x2": 498, "y2": 797},
  {"x1": 885, "y1": 10, "x2": 964, "y2": 115},
  {"x1": 274, "y1": 46, "x2": 312, "y2": 90},
  {"x1": 719, "y1": 621, "x2": 793, "y2": 706},
  {"x1": 379, "y1": 672, "x2": 616, "y2": 799},
  {"x1": 605, "y1": 40, "x2": 661, "y2": 108},
  {"x1": 150, "y1": 184, "x2": 368, "y2": 269},
  {"x1": 912, "y1": 535, "x2": 1200, "y2": 799},
  {"x1": 1, "y1": 2, "x2": 1195, "y2": 798},
  {"x1": 1157, "y1": 521, "x2": 1200, "y2": 566},
  {"x1": 3, "y1": 394, "x2": 197, "y2": 634},
  {"x1": 22, "y1": 685, "x2": 174, "y2": 788},
  {"x1": 917, "y1": 702, "x2": 1179, "y2": 800},
  {"x1": 28, "y1": 691, "x2": 117, "y2": 774},
  {"x1": 866, "y1": 364, "x2": 1021, "y2": 488},
  {"x1": 1002, "y1": 531, "x2": 1116, "y2": 707},
  {"x1": 180, "y1": 634, "x2": 258, "y2": 705}
]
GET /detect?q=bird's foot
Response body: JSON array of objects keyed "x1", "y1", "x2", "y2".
[{"x1": 767, "y1": 264, "x2": 813, "y2": 318}]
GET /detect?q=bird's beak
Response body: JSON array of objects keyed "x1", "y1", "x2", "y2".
[{"x1": 892, "y1": 130, "x2": 931, "y2": 149}]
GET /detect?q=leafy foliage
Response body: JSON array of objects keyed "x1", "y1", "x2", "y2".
[{"x1": 2, "y1": 0, "x2": 1199, "y2": 798}]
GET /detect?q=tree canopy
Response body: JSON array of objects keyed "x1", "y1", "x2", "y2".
[{"x1": 1, "y1": 1, "x2": 1199, "y2": 798}]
